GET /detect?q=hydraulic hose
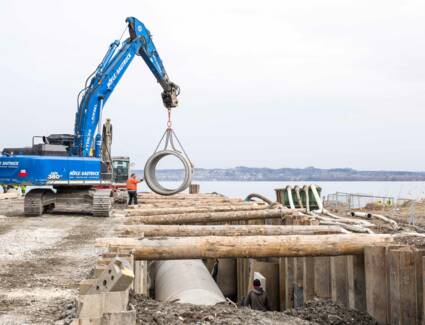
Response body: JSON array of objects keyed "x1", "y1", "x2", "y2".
[
  {"x1": 144, "y1": 150, "x2": 193, "y2": 196},
  {"x1": 245, "y1": 193, "x2": 274, "y2": 205}
]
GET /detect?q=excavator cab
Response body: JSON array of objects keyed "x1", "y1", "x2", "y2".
[{"x1": 112, "y1": 157, "x2": 129, "y2": 185}]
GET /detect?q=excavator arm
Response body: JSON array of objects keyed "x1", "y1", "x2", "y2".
[{"x1": 72, "y1": 17, "x2": 179, "y2": 157}]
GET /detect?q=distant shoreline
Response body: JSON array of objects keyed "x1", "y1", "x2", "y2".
[{"x1": 133, "y1": 167, "x2": 425, "y2": 182}]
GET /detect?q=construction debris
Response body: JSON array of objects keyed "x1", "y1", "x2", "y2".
[{"x1": 130, "y1": 294, "x2": 311, "y2": 325}]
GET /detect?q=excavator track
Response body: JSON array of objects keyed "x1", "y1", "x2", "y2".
[
  {"x1": 92, "y1": 189, "x2": 112, "y2": 217},
  {"x1": 24, "y1": 189, "x2": 55, "y2": 216},
  {"x1": 114, "y1": 189, "x2": 129, "y2": 204}
]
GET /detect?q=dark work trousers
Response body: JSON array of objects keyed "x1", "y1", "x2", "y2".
[{"x1": 128, "y1": 190, "x2": 138, "y2": 205}]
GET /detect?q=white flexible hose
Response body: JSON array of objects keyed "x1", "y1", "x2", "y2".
[
  {"x1": 303, "y1": 185, "x2": 310, "y2": 213},
  {"x1": 287, "y1": 186, "x2": 295, "y2": 209},
  {"x1": 310, "y1": 184, "x2": 323, "y2": 212}
]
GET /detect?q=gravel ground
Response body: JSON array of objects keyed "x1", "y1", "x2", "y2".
[
  {"x1": 0, "y1": 198, "x2": 114, "y2": 325},
  {"x1": 285, "y1": 298, "x2": 377, "y2": 325},
  {"x1": 130, "y1": 294, "x2": 314, "y2": 325},
  {"x1": 130, "y1": 294, "x2": 379, "y2": 325}
]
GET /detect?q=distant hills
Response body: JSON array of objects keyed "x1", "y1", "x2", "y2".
[{"x1": 134, "y1": 166, "x2": 425, "y2": 181}]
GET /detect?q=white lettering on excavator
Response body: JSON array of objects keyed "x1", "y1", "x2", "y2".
[
  {"x1": 47, "y1": 172, "x2": 61, "y2": 180},
  {"x1": 70, "y1": 170, "x2": 100, "y2": 177},
  {"x1": 91, "y1": 103, "x2": 98, "y2": 123},
  {"x1": 106, "y1": 53, "x2": 132, "y2": 89},
  {"x1": 84, "y1": 129, "x2": 92, "y2": 151},
  {"x1": 0, "y1": 161, "x2": 19, "y2": 167}
]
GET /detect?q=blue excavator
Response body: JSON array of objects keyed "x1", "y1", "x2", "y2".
[{"x1": 0, "y1": 17, "x2": 180, "y2": 216}]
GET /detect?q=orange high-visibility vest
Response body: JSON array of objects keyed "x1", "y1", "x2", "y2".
[{"x1": 126, "y1": 178, "x2": 138, "y2": 190}]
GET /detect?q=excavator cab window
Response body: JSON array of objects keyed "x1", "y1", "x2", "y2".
[{"x1": 112, "y1": 157, "x2": 130, "y2": 184}]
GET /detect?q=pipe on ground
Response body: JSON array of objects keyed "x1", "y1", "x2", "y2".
[{"x1": 152, "y1": 259, "x2": 225, "y2": 305}]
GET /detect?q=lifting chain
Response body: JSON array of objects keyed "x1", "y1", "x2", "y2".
[{"x1": 144, "y1": 109, "x2": 194, "y2": 196}]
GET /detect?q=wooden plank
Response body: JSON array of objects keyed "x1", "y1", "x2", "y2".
[
  {"x1": 285, "y1": 257, "x2": 295, "y2": 310},
  {"x1": 294, "y1": 257, "x2": 304, "y2": 307},
  {"x1": 133, "y1": 261, "x2": 148, "y2": 295},
  {"x1": 314, "y1": 256, "x2": 331, "y2": 298},
  {"x1": 331, "y1": 256, "x2": 348, "y2": 307},
  {"x1": 279, "y1": 257, "x2": 286, "y2": 311},
  {"x1": 389, "y1": 248, "x2": 424, "y2": 325},
  {"x1": 365, "y1": 245, "x2": 404, "y2": 325},
  {"x1": 347, "y1": 255, "x2": 366, "y2": 311},
  {"x1": 236, "y1": 257, "x2": 249, "y2": 302},
  {"x1": 303, "y1": 257, "x2": 315, "y2": 303},
  {"x1": 216, "y1": 258, "x2": 237, "y2": 300}
]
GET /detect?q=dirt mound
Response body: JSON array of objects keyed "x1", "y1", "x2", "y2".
[
  {"x1": 395, "y1": 234, "x2": 425, "y2": 248},
  {"x1": 130, "y1": 294, "x2": 313, "y2": 324},
  {"x1": 285, "y1": 298, "x2": 376, "y2": 325}
]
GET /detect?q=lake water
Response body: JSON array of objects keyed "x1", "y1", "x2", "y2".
[{"x1": 139, "y1": 181, "x2": 425, "y2": 200}]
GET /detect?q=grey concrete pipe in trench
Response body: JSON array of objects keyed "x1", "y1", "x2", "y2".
[{"x1": 152, "y1": 259, "x2": 225, "y2": 305}]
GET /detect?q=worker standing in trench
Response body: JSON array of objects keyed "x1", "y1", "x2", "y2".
[
  {"x1": 127, "y1": 173, "x2": 143, "y2": 205},
  {"x1": 243, "y1": 279, "x2": 271, "y2": 311}
]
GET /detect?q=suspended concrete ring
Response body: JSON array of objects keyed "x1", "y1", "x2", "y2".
[{"x1": 144, "y1": 150, "x2": 193, "y2": 196}]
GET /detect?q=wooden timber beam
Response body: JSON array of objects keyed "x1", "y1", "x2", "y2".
[
  {"x1": 129, "y1": 201, "x2": 257, "y2": 208},
  {"x1": 124, "y1": 208, "x2": 293, "y2": 225},
  {"x1": 135, "y1": 197, "x2": 243, "y2": 203},
  {"x1": 126, "y1": 204, "x2": 269, "y2": 216},
  {"x1": 114, "y1": 224, "x2": 346, "y2": 237},
  {"x1": 96, "y1": 234, "x2": 394, "y2": 260}
]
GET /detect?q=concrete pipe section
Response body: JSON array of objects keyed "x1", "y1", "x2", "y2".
[
  {"x1": 144, "y1": 150, "x2": 193, "y2": 196},
  {"x1": 152, "y1": 260, "x2": 225, "y2": 305}
]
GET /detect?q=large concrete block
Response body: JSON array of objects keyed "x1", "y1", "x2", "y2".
[
  {"x1": 77, "y1": 291, "x2": 129, "y2": 319},
  {"x1": 79, "y1": 279, "x2": 97, "y2": 295},
  {"x1": 87, "y1": 258, "x2": 134, "y2": 294},
  {"x1": 95, "y1": 265, "x2": 107, "y2": 278},
  {"x1": 71, "y1": 310, "x2": 136, "y2": 325},
  {"x1": 101, "y1": 310, "x2": 136, "y2": 325}
]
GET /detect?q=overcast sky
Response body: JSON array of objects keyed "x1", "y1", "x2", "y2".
[{"x1": 0, "y1": 1, "x2": 424, "y2": 170}]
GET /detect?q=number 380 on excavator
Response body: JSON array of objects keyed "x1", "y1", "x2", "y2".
[{"x1": 0, "y1": 17, "x2": 180, "y2": 217}]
